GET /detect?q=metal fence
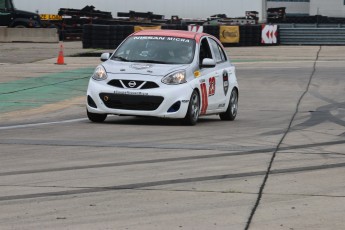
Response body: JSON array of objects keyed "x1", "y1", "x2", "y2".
[{"x1": 279, "y1": 24, "x2": 345, "y2": 45}]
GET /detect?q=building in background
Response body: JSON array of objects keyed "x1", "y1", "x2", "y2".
[
  {"x1": 309, "y1": 0, "x2": 345, "y2": 17},
  {"x1": 267, "y1": 0, "x2": 345, "y2": 17}
]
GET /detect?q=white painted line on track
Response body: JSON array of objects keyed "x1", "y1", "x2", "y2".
[
  {"x1": 234, "y1": 60, "x2": 345, "y2": 65},
  {"x1": 0, "y1": 118, "x2": 88, "y2": 130}
]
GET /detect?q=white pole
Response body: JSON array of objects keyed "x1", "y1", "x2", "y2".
[{"x1": 261, "y1": 0, "x2": 267, "y2": 23}]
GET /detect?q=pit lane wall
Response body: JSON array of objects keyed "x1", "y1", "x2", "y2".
[
  {"x1": 82, "y1": 24, "x2": 279, "y2": 49},
  {"x1": 0, "y1": 27, "x2": 59, "y2": 43}
]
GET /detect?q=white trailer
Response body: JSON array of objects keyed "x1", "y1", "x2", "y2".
[{"x1": 13, "y1": 0, "x2": 267, "y2": 22}]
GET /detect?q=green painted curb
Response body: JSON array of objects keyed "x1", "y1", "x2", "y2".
[{"x1": 0, "y1": 68, "x2": 94, "y2": 113}]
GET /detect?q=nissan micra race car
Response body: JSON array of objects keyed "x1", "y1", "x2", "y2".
[{"x1": 86, "y1": 30, "x2": 238, "y2": 125}]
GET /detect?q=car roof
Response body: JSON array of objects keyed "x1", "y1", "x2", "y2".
[{"x1": 131, "y1": 29, "x2": 208, "y2": 43}]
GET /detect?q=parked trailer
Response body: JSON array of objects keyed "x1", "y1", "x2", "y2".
[{"x1": 13, "y1": 0, "x2": 267, "y2": 22}]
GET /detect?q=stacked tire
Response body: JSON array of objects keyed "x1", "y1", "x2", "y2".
[
  {"x1": 161, "y1": 24, "x2": 188, "y2": 31},
  {"x1": 239, "y1": 25, "x2": 261, "y2": 46},
  {"x1": 203, "y1": 25, "x2": 220, "y2": 39},
  {"x1": 109, "y1": 25, "x2": 134, "y2": 49},
  {"x1": 91, "y1": 25, "x2": 111, "y2": 49},
  {"x1": 82, "y1": 24, "x2": 93, "y2": 48}
]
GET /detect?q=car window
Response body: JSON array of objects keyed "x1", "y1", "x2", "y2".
[
  {"x1": 199, "y1": 37, "x2": 213, "y2": 65},
  {"x1": 0, "y1": 0, "x2": 5, "y2": 9},
  {"x1": 217, "y1": 43, "x2": 227, "y2": 61},
  {"x1": 209, "y1": 38, "x2": 227, "y2": 63},
  {"x1": 112, "y1": 36, "x2": 195, "y2": 65}
]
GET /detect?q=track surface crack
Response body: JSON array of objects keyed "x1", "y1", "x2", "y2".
[{"x1": 244, "y1": 46, "x2": 322, "y2": 230}]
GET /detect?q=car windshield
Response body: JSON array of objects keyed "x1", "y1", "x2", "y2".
[{"x1": 112, "y1": 36, "x2": 196, "y2": 64}]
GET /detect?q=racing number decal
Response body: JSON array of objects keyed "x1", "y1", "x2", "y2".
[
  {"x1": 200, "y1": 82, "x2": 208, "y2": 115},
  {"x1": 200, "y1": 76, "x2": 215, "y2": 115},
  {"x1": 209, "y1": 77, "x2": 216, "y2": 96}
]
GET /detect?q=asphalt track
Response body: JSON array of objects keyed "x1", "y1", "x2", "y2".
[{"x1": 0, "y1": 43, "x2": 344, "y2": 230}]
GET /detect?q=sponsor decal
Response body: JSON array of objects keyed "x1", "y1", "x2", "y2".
[
  {"x1": 133, "y1": 36, "x2": 191, "y2": 43},
  {"x1": 220, "y1": 26, "x2": 240, "y2": 43},
  {"x1": 40, "y1": 14, "x2": 62, "y2": 21},
  {"x1": 218, "y1": 103, "x2": 226, "y2": 108},
  {"x1": 182, "y1": 100, "x2": 190, "y2": 103},
  {"x1": 130, "y1": 64, "x2": 152, "y2": 69},
  {"x1": 114, "y1": 91, "x2": 148, "y2": 96},
  {"x1": 194, "y1": 70, "x2": 201, "y2": 78},
  {"x1": 208, "y1": 76, "x2": 216, "y2": 97},
  {"x1": 223, "y1": 70, "x2": 229, "y2": 96},
  {"x1": 200, "y1": 83, "x2": 208, "y2": 115}
]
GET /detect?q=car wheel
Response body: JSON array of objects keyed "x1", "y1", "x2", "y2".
[
  {"x1": 14, "y1": 24, "x2": 28, "y2": 28},
  {"x1": 87, "y1": 110, "x2": 107, "y2": 123},
  {"x1": 220, "y1": 89, "x2": 238, "y2": 121},
  {"x1": 183, "y1": 90, "x2": 200, "y2": 126}
]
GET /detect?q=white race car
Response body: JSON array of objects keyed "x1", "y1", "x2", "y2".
[{"x1": 86, "y1": 30, "x2": 238, "y2": 125}]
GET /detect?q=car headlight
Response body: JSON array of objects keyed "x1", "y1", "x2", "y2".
[
  {"x1": 162, "y1": 70, "x2": 187, "y2": 85},
  {"x1": 92, "y1": 65, "x2": 108, "y2": 81}
]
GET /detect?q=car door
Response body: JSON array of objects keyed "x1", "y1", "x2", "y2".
[
  {"x1": 0, "y1": 0, "x2": 12, "y2": 26},
  {"x1": 198, "y1": 37, "x2": 218, "y2": 114},
  {"x1": 207, "y1": 37, "x2": 230, "y2": 111}
]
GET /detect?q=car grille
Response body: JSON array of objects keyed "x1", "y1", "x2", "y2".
[
  {"x1": 108, "y1": 80, "x2": 159, "y2": 89},
  {"x1": 99, "y1": 93, "x2": 164, "y2": 111}
]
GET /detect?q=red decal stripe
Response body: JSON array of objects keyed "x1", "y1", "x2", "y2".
[
  {"x1": 200, "y1": 83, "x2": 208, "y2": 115},
  {"x1": 200, "y1": 84, "x2": 205, "y2": 114}
]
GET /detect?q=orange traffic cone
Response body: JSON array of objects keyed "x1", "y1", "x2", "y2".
[{"x1": 55, "y1": 44, "x2": 66, "y2": 65}]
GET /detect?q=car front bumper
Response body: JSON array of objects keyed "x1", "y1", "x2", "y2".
[{"x1": 86, "y1": 78, "x2": 194, "y2": 119}]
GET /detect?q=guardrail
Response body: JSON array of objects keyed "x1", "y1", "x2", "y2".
[
  {"x1": 279, "y1": 23, "x2": 345, "y2": 45},
  {"x1": 279, "y1": 23, "x2": 345, "y2": 28}
]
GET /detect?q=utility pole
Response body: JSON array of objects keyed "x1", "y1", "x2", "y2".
[{"x1": 261, "y1": 0, "x2": 267, "y2": 23}]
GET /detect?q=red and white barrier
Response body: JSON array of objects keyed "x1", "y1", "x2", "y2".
[
  {"x1": 188, "y1": 25, "x2": 203, "y2": 33},
  {"x1": 261, "y1": 25, "x2": 278, "y2": 44}
]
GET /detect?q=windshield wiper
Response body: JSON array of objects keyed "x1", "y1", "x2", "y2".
[
  {"x1": 132, "y1": 60, "x2": 167, "y2": 64},
  {"x1": 112, "y1": 56, "x2": 129, "y2": 62}
]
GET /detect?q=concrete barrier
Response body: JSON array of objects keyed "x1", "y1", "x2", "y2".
[{"x1": 0, "y1": 27, "x2": 59, "y2": 43}]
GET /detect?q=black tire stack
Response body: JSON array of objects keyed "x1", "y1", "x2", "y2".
[
  {"x1": 82, "y1": 24, "x2": 134, "y2": 49},
  {"x1": 109, "y1": 25, "x2": 134, "y2": 49},
  {"x1": 91, "y1": 25, "x2": 111, "y2": 49},
  {"x1": 203, "y1": 25, "x2": 220, "y2": 39},
  {"x1": 239, "y1": 25, "x2": 261, "y2": 46},
  {"x1": 161, "y1": 24, "x2": 188, "y2": 31},
  {"x1": 82, "y1": 24, "x2": 93, "y2": 48}
]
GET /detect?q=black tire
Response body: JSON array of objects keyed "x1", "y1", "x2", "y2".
[
  {"x1": 220, "y1": 89, "x2": 238, "y2": 121},
  {"x1": 13, "y1": 23, "x2": 28, "y2": 28},
  {"x1": 183, "y1": 90, "x2": 200, "y2": 126},
  {"x1": 87, "y1": 110, "x2": 107, "y2": 123}
]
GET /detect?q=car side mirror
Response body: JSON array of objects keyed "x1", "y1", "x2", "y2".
[
  {"x1": 201, "y1": 58, "x2": 216, "y2": 68},
  {"x1": 100, "y1": 53, "x2": 110, "y2": 62}
]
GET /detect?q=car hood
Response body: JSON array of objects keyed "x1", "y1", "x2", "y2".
[{"x1": 102, "y1": 61, "x2": 189, "y2": 77}]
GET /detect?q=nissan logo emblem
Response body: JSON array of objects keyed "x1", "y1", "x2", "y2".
[{"x1": 128, "y1": 81, "x2": 136, "y2": 88}]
